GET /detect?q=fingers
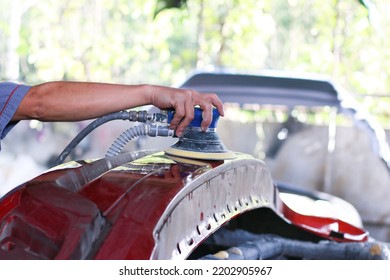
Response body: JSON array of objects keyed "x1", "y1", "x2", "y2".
[
  {"x1": 207, "y1": 93, "x2": 225, "y2": 116},
  {"x1": 197, "y1": 93, "x2": 224, "y2": 131},
  {"x1": 171, "y1": 98, "x2": 194, "y2": 137},
  {"x1": 171, "y1": 90, "x2": 224, "y2": 137},
  {"x1": 150, "y1": 85, "x2": 224, "y2": 136}
]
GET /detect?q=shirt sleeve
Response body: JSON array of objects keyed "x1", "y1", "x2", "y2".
[{"x1": 0, "y1": 82, "x2": 31, "y2": 141}]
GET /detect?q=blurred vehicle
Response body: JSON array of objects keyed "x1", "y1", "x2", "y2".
[
  {"x1": 0, "y1": 71, "x2": 389, "y2": 260},
  {"x1": 182, "y1": 71, "x2": 390, "y2": 242}
]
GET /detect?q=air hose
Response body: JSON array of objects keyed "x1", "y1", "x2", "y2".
[
  {"x1": 105, "y1": 124, "x2": 174, "y2": 157},
  {"x1": 51, "y1": 110, "x2": 167, "y2": 167},
  {"x1": 199, "y1": 228, "x2": 390, "y2": 260}
]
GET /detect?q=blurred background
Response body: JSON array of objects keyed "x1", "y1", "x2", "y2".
[{"x1": 1, "y1": 0, "x2": 390, "y2": 241}]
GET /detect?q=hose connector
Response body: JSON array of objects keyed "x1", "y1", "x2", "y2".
[
  {"x1": 126, "y1": 110, "x2": 168, "y2": 124},
  {"x1": 128, "y1": 110, "x2": 150, "y2": 122},
  {"x1": 148, "y1": 124, "x2": 174, "y2": 137}
]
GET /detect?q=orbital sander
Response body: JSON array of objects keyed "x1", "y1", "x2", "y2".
[{"x1": 164, "y1": 108, "x2": 236, "y2": 160}]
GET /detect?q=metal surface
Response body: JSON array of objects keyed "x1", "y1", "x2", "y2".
[
  {"x1": 0, "y1": 150, "x2": 373, "y2": 260},
  {"x1": 55, "y1": 150, "x2": 158, "y2": 191},
  {"x1": 151, "y1": 154, "x2": 275, "y2": 259},
  {"x1": 0, "y1": 151, "x2": 276, "y2": 259},
  {"x1": 279, "y1": 197, "x2": 368, "y2": 242}
]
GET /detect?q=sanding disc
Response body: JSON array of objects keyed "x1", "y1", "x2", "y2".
[
  {"x1": 164, "y1": 146, "x2": 236, "y2": 160},
  {"x1": 164, "y1": 126, "x2": 236, "y2": 161}
]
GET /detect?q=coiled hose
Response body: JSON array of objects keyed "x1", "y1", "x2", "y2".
[
  {"x1": 105, "y1": 124, "x2": 150, "y2": 157},
  {"x1": 105, "y1": 124, "x2": 174, "y2": 157}
]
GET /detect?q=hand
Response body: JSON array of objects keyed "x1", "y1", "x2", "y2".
[{"x1": 149, "y1": 85, "x2": 224, "y2": 137}]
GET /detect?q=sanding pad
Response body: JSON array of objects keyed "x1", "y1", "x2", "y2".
[
  {"x1": 164, "y1": 128, "x2": 236, "y2": 160},
  {"x1": 164, "y1": 146, "x2": 236, "y2": 160}
]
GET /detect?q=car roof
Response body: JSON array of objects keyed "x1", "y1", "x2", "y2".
[{"x1": 180, "y1": 71, "x2": 343, "y2": 107}]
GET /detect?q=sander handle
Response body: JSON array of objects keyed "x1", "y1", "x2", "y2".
[{"x1": 166, "y1": 107, "x2": 220, "y2": 129}]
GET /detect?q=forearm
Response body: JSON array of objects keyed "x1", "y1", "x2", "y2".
[
  {"x1": 11, "y1": 80, "x2": 224, "y2": 136},
  {"x1": 13, "y1": 81, "x2": 153, "y2": 121}
]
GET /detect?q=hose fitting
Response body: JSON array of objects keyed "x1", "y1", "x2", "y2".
[
  {"x1": 127, "y1": 110, "x2": 169, "y2": 123},
  {"x1": 148, "y1": 124, "x2": 174, "y2": 137}
]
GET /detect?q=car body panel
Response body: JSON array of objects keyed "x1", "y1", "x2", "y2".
[{"x1": 0, "y1": 151, "x2": 278, "y2": 259}]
